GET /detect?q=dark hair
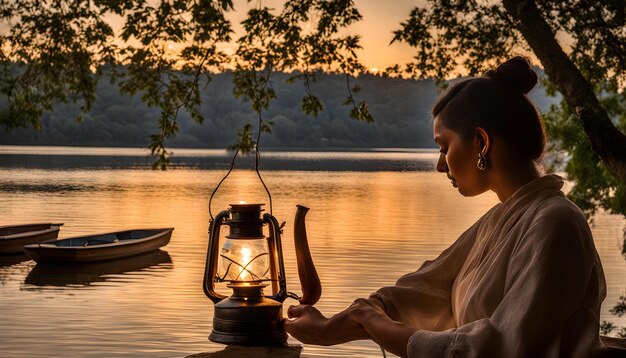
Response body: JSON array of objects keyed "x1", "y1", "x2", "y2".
[{"x1": 432, "y1": 56, "x2": 545, "y2": 161}]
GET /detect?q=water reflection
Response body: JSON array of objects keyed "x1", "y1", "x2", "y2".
[
  {"x1": 23, "y1": 250, "x2": 173, "y2": 288},
  {"x1": 0, "y1": 182, "x2": 98, "y2": 193},
  {"x1": 0, "y1": 147, "x2": 624, "y2": 358},
  {"x1": 0, "y1": 253, "x2": 31, "y2": 268},
  {"x1": 0, "y1": 254, "x2": 33, "y2": 286}
]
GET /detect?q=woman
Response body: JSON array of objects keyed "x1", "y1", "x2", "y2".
[{"x1": 283, "y1": 57, "x2": 607, "y2": 357}]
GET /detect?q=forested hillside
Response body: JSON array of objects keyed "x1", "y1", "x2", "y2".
[{"x1": 0, "y1": 72, "x2": 557, "y2": 149}]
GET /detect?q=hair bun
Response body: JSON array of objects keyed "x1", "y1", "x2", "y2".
[{"x1": 484, "y1": 56, "x2": 537, "y2": 94}]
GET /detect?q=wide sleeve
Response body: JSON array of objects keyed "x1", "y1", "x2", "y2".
[
  {"x1": 369, "y1": 217, "x2": 483, "y2": 331},
  {"x1": 406, "y1": 201, "x2": 603, "y2": 357}
]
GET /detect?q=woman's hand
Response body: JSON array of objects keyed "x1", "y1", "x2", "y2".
[
  {"x1": 284, "y1": 299, "x2": 412, "y2": 357},
  {"x1": 283, "y1": 304, "x2": 370, "y2": 345},
  {"x1": 345, "y1": 298, "x2": 414, "y2": 358},
  {"x1": 283, "y1": 305, "x2": 328, "y2": 345}
]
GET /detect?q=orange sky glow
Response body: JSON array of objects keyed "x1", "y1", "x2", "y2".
[
  {"x1": 348, "y1": 0, "x2": 425, "y2": 70},
  {"x1": 1, "y1": 1, "x2": 545, "y2": 76},
  {"x1": 102, "y1": 0, "x2": 422, "y2": 72},
  {"x1": 227, "y1": 0, "x2": 422, "y2": 71}
]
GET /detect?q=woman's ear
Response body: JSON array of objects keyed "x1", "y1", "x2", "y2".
[{"x1": 475, "y1": 127, "x2": 490, "y2": 155}]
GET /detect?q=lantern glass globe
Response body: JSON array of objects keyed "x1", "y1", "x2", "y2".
[{"x1": 219, "y1": 238, "x2": 270, "y2": 282}]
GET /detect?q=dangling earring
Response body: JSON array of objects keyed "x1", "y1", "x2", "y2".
[{"x1": 477, "y1": 152, "x2": 487, "y2": 170}]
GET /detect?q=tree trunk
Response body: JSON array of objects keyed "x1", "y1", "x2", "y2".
[{"x1": 502, "y1": 0, "x2": 626, "y2": 182}]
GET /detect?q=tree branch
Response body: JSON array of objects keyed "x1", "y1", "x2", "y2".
[{"x1": 502, "y1": 0, "x2": 626, "y2": 182}]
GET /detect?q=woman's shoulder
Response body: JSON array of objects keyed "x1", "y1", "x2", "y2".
[
  {"x1": 522, "y1": 195, "x2": 595, "y2": 255},
  {"x1": 533, "y1": 194, "x2": 588, "y2": 226},
  {"x1": 505, "y1": 194, "x2": 598, "y2": 274}
]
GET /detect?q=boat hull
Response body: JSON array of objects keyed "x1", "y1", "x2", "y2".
[
  {"x1": 24, "y1": 228, "x2": 173, "y2": 263},
  {"x1": 0, "y1": 224, "x2": 63, "y2": 255}
]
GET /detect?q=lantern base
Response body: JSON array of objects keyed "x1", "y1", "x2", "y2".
[{"x1": 210, "y1": 295, "x2": 286, "y2": 346}]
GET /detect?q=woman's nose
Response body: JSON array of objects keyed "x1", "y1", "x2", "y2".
[{"x1": 436, "y1": 153, "x2": 448, "y2": 173}]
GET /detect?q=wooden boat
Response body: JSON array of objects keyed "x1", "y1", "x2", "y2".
[
  {"x1": 23, "y1": 228, "x2": 174, "y2": 263},
  {"x1": 0, "y1": 223, "x2": 63, "y2": 254}
]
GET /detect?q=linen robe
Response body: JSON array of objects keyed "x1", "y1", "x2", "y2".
[{"x1": 370, "y1": 174, "x2": 606, "y2": 357}]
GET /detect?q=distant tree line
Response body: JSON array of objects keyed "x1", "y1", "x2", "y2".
[{"x1": 0, "y1": 71, "x2": 557, "y2": 150}]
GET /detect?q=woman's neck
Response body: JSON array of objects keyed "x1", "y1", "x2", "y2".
[{"x1": 492, "y1": 161, "x2": 541, "y2": 203}]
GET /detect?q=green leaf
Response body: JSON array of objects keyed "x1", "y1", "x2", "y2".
[
  {"x1": 228, "y1": 123, "x2": 256, "y2": 155},
  {"x1": 302, "y1": 95, "x2": 324, "y2": 116}
]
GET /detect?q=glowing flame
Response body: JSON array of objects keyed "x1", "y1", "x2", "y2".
[{"x1": 238, "y1": 247, "x2": 252, "y2": 281}]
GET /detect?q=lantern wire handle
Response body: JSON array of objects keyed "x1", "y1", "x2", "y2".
[
  {"x1": 208, "y1": 113, "x2": 273, "y2": 220},
  {"x1": 255, "y1": 138, "x2": 273, "y2": 215},
  {"x1": 208, "y1": 147, "x2": 240, "y2": 220}
]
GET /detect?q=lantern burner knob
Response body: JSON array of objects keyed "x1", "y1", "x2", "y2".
[{"x1": 227, "y1": 282, "x2": 267, "y2": 300}]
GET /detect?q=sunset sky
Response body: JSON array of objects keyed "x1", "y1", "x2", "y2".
[
  {"x1": 226, "y1": 0, "x2": 422, "y2": 71},
  {"x1": 349, "y1": 0, "x2": 422, "y2": 70}
]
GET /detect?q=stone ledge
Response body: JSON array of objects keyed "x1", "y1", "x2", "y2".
[
  {"x1": 185, "y1": 345, "x2": 302, "y2": 358},
  {"x1": 187, "y1": 337, "x2": 625, "y2": 358}
]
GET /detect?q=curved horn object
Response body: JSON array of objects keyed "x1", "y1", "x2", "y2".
[{"x1": 293, "y1": 205, "x2": 322, "y2": 305}]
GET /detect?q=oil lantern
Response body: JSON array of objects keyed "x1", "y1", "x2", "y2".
[
  {"x1": 203, "y1": 202, "x2": 289, "y2": 345},
  {"x1": 203, "y1": 143, "x2": 321, "y2": 346}
]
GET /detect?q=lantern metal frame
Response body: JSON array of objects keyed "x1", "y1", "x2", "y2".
[
  {"x1": 203, "y1": 202, "x2": 291, "y2": 346},
  {"x1": 204, "y1": 203, "x2": 287, "y2": 303}
]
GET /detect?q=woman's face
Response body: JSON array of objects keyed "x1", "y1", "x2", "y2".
[{"x1": 433, "y1": 115, "x2": 487, "y2": 197}]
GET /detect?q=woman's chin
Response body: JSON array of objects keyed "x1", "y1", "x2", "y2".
[
  {"x1": 451, "y1": 181, "x2": 480, "y2": 197},
  {"x1": 457, "y1": 185, "x2": 485, "y2": 197},
  {"x1": 454, "y1": 182, "x2": 470, "y2": 196}
]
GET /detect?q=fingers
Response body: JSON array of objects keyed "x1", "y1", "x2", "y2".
[
  {"x1": 282, "y1": 317, "x2": 294, "y2": 330},
  {"x1": 287, "y1": 304, "x2": 311, "y2": 319},
  {"x1": 283, "y1": 305, "x2": 315, "y2": 337}
]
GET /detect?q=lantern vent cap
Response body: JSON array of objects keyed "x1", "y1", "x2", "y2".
[{"x1": 228, "y1": 203, "x2": 265, "y2": 213}]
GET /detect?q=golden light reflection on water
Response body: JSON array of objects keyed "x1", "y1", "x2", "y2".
[{"x1": 0, "y1": 160, "x2": 624, "y2": 357}]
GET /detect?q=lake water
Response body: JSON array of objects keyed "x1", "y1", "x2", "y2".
[{"x1": 0, "y1": 146, "x2": 624, "y2": 358}]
